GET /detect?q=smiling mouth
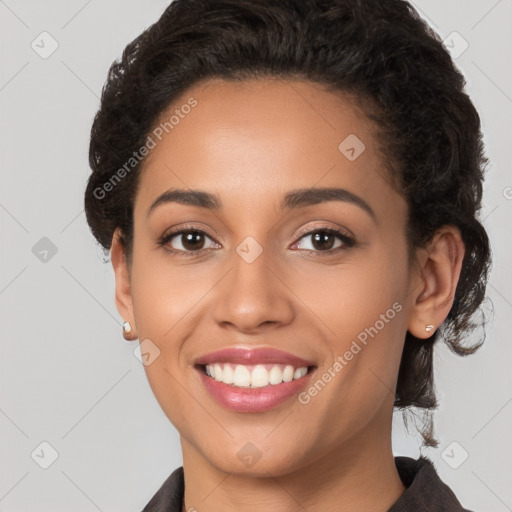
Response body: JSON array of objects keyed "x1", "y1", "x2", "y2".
[{"x1": 196, "y1": 363, "x2": 316, "y2": 388}]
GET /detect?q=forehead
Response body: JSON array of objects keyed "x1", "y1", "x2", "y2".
[{"x1": 134, "y1": 78, "x2": 401, "y2": 219}]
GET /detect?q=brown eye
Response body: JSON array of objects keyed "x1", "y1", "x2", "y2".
[
  {"x1": 294, "y1": 227, "x2": 355, "y2": 253},
  {"x1": 310, "y1": 231, "x2": 337, "y2": 251},
  {"x1": 158, "y1": 227, "x2": 219, "y2": 255},
  {"x1": 177, "y1": 231, "x2": 206, "y2": 251}
]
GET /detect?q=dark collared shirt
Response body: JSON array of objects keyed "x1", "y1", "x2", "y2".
[{"x1": 141, "y1": 456, "x2": 474, "y2": 511}]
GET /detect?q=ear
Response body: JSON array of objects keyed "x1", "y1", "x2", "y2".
[
  {"x1": 407, "y1": 225, "x2": 465, "y2": 339},
  {"x1": 110, "y1": 228, "x2": 137, "y2": 338}
]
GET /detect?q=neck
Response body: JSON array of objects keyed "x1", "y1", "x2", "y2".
[{"x1": 180, "y1": 416, "x2": 406, "y2": 512}]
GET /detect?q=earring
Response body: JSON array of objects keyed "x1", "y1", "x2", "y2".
[
  {"x1": 425, "y1": 324, "x2": 435, "y2": 333},
  {"x1": 122, "y1": 321, "x2": 137, "y2": 341}
]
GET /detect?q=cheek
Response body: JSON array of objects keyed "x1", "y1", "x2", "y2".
[
  {"x1": 293, "y1": 238, "x2": 408, "y2": 338},
  {"x1": 129, "y1": 258, "x2": 200, "y2": 426},
  {"x1": 128, "y1": 246, "x2": 219, "y2": 407},
  {"x1": 129, "y1": 241, "x2": 209, "y2": 341},
  {"x1": 294, "y1": 239, "x2": 409, "y2": 399}
]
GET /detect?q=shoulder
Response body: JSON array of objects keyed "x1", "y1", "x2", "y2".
[
  {"x1": 141, "y1": 466, "x2": 184, "y2": 512},
  {"x1": 389, "y1": 455, "x2": 475, "y2": 512}
]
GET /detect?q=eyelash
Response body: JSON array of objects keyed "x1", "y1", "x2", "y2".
[{"x1": 157, "y1": 224, "x2": 356, "y2": 257}]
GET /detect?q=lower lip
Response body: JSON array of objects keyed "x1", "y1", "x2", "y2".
[{"x1": 196, "y1": 367, "x2": 315, "y2": 413}]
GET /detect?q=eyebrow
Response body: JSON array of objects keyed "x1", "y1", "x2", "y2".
[{"x1": 148, "y1": 187, "x2": 376, "y2": 223}]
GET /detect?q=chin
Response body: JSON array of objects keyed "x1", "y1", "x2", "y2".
[{"x1": 202, "y1": 442, "x2": 307, "y2": 478}]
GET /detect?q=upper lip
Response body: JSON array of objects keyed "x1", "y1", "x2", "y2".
[{"x1": 194, "y1": 347, "x2": 316, "y2": 367}]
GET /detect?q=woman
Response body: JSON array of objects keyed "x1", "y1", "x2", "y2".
[{"x1": 84, "y1": 0, "x2": 491, "y2": 510}]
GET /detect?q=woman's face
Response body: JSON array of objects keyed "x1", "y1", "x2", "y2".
[{"x1": 120, "y1": 78, "x2": 419, "y2": 476}]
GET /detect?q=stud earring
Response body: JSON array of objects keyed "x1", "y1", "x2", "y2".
[
  {"x1": 122, "y1": 321, "x2": 137, "y2": 341},
  {"x1": 425, "y1": 324, "x2": 435, "y2": 333}
]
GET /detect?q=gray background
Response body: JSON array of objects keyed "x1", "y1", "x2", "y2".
[{"x1": 0, "y1": 1, "x2": 511, "y2": 510}]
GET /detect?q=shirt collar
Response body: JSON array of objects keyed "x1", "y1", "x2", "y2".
[{"x1": 141, "y1": 456, "x2": 473, "y2": 512}]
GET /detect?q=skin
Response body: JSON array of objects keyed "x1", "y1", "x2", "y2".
[{"x1": 111, "y1": 78, "x2": 465, "y2": 512}]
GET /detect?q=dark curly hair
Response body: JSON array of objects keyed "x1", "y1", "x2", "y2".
[{"x1": 85, "y1": 0, "x2": 492, "y2": 446}]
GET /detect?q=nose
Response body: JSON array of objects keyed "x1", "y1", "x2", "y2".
[{"x1": 212, "y1": 245, "x2": 295, "y2": 334}]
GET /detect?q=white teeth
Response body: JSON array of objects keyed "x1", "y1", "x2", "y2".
[
  {"x1": 293, "y1": 367, "x2": 307, "y2": 379},
  {"x1": 204, "y1": 363, "x2": 309, "y2": 387},
  {"x1": 282, "y1": 365, "x2": 294, "y2": 382},
  {"x1": 251, "y1": 365, "x2": 269, "y2": 387},
  {"x1": 269, "y1": 365, "x2": 283, "y2": 385},
  {"x1": 233, "y1": 365, "x2": 251, "y2": 387},
  {"x1": 213, "y1": 363, "x2": 223, "y2": 381},
  {"x1": 222, "y1": 363, "x2": 234, "y2": 384}
]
